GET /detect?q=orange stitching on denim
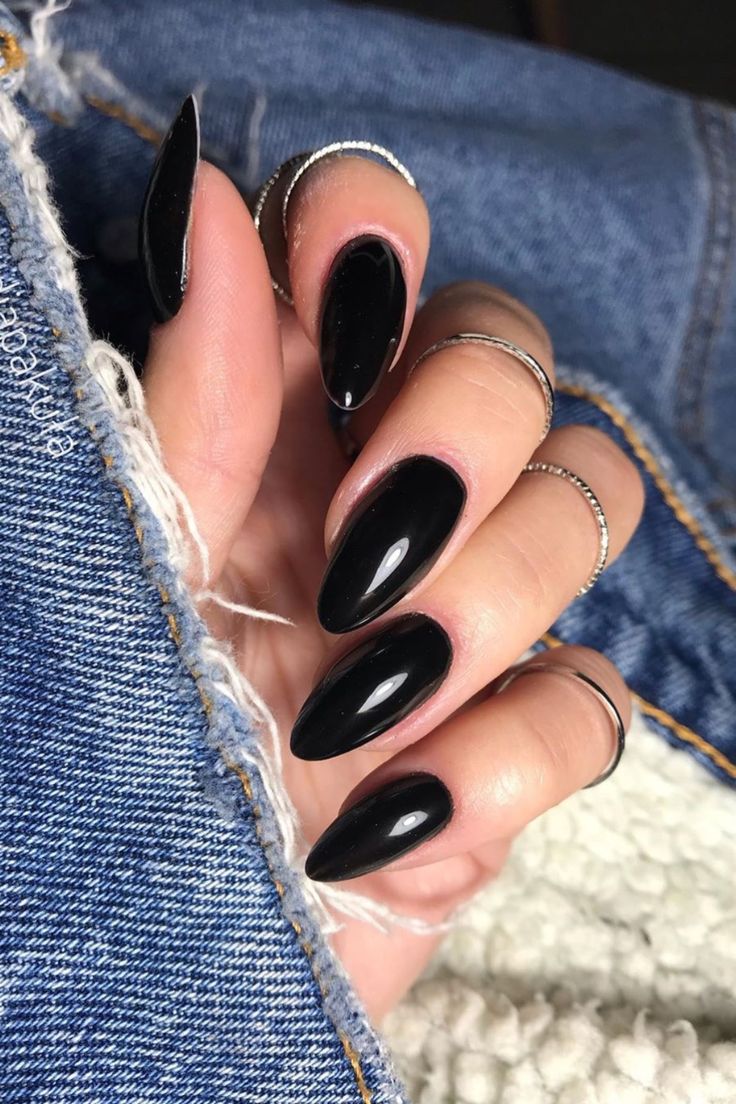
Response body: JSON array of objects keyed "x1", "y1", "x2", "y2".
[
  {"x1": 559, "y1": 383, "x2": 736, "y2": 592},
  {"x1": 224, "y1": 751, "x2": 374, "y2": 1099},
  {"x1": 165, "y1": 611, "x2": 182, "y2": 647},
  {"x1": 340, "y1": 1034, "x2": 374, "y2": 1104},
  {"x1": 630, "y1": 695, "x2": 736, "y2": 778},
  {"x1": 84, "y1": 95, "x2": 160, "y2": 145},
  {"x1": 95, "y1": 443, "x2": 187, "y2": 655},
  {"x1": 0, "y1": 31, "x2": 26, "y2": 76},
  {"x1": 541, "y1": 632, "x2": 736, "y2": 778}
]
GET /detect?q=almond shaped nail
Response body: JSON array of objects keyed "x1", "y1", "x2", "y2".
[
  {"x1": 319, "y1": 235, "x2": 406, "y2": 410},
  {"x1": 139, "y1": 94, "x2": 200, "y2": 323},
  {"x1": 291, "y1": 615, "x2": 452, "y2": 761},
  {"x1": 305, "y1": 773, "x2": 453, "y2": 882},
  {"x1": 317, "y1": 456, "x2": 466, "y2": 634}
]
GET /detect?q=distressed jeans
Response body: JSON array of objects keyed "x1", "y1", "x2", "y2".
[{"x1": 1, "y1": 1, "x2": 736, "y2": 1100}]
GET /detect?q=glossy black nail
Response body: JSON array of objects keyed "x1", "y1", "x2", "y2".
[
  {"x1": 139, "y1": 94, "x2": 200, "y2": 323},
  {"x1": 318, "y1": 456, "x2": 466, "y2": 634},
  {"x1": 305, "y1": 773, "x2": 453, "y2": 882},
  {"x1": 319, "y1": 235, "x2": 406, "y2": 410},
  {"x1": 291, "y1": 615, "x2": 452, "y2": 761}
]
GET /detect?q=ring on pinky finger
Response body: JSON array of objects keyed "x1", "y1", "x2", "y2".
[{"x1": 495, "y1": 659, "x2": 626, "y2": 786}]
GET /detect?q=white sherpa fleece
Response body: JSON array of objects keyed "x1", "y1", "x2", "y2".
[{"x1": 385, "y1": 712, "x2": 736, "y2": 1103}]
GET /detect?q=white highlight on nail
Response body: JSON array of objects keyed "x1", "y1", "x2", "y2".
[
  {"x1": 357, "y1": 672, "x2": 408, "y2": 714},
  {"x1": 365, "y1": 536, "x2": 409, "y2": 595},
  {"x1": 389, "y1": 810, "x2": 428, "y2": 837}
]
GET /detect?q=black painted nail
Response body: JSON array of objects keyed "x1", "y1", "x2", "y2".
[
  {"x1": 305, "y1": 773, "x2": 452, "y2": 882},
  {"x1": 139, "y1": 94, "x2": 200, "y2": 323},
  {"x1": 319, "y1": 235, "x2": 406, "y2": 410},
  {"x1": 318, "y1": 456, "x2": 466, "y2": 634},
  {"x1": 291, "y1": 615, "x2": 452, "y2": 761}
]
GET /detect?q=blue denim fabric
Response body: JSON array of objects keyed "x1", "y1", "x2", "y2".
[{"x1": 1, "y1": 0, "x2": 736, "y2": 1098}]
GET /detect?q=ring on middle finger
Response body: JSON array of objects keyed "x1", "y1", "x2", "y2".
[{"x1": 412, "y1": 332, "x2": 555, "y2": 443}]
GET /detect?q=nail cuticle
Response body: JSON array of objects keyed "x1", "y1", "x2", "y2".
[
  {"x1": 291, "y1": 613, "x2": 453, "y2": 761},
  {"x1": 305, "y1": 772, "x2": 453, "y2": 882}
]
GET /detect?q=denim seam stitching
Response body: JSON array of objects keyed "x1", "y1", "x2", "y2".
[
  {"x1": 89, "y1": 425, "x2": 375, "y2": 1103},
  {"x1": 559, "y1": 382, "x2": 736, "y2": 592},
  {"x1": 542, "y1": 632, "x2": 736, "y2": 778},
  {"x1": 0, "y1": 28, "x2": 26, "y2": 76},
  {"x1": 675, "y1": 99, "x2": 736, "y2": 479},
  {"x1": 222, "y1": 755, "x2": 373, "y2": 1104},
  {"x1": 84, "y1": 93, "x2": 160, "y2": 144}
]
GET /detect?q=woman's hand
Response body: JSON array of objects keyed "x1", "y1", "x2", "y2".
[{"x1": 140, "y1": 103, "x2": 644, "y2": 1021}]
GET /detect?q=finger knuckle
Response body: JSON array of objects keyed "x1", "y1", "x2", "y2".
[
  {"x1": 494, "y1": 524, "x2": 558, "y2": 611},
  {"x1": 427, "y1": 281, "x2": 552, "y2": 356},
  {"x1": 522, "y1": 705, "x2": 575, "y2": 791},
  {"x1": 553, "y1": 646, "x2": 630, "y2": 724},
  {"x1": 423, "y1": 343, "x2": 542, "y2": 432},
  {"x1": 547, "y1": 424, "x2": 645, "y2": 514}
]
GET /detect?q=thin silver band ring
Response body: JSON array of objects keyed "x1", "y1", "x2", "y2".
[
  {"x1": 521, "y1": 462, "x2": 609, "y2": 594},
  {"x1": 252, "y1": 151, "x2": 311, "y2": 305},
  {"x1": 495, "y1": 660, "x2": 626, "y2": 787},
  {"x1": 253, "y1": 142, "x2": 416, "y2": 306},
  {"x1": 412, "y1": 334, "x2": 554, "y2": 442},
  {"x1": 280, "y1": 141, "x2": 417, "y2": 238}
]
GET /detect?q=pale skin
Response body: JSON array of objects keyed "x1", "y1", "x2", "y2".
[{"x1": 143, "y1": 158, "x2": 644, "y2": 1022}]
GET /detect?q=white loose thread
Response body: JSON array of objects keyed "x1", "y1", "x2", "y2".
[
  {"x1": 245, "y1": 91, "x2": 267, "y2": 192},
  {"x1": 87, "y1": 343, "x2": 211, "y2": 583},
  {"x1": 27, "y1": 0, "x2": 69, "y2": 60},
  {"x1": 0, "y1": 94, "x2": 79, "y2": 296},
  {"x1": 195, "y1": 590, "x2": 295, "y2": 627}
]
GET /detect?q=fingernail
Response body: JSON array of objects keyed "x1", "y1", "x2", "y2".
[
  {"x1": 319, "y1": 235, "x2": 406, "y2": 410},
  {"x1": 318, "y1": 456, "x2": 466, "y2": 634},
  {"x1": 305, "y1": 773, "x2": 452, "y2": 882},
  {"x1": 139, "y1": 94, "x2": 200, "y2": 323},
  {"x1": 291, "y1": 615, "x2": 452, "y2": 761}
]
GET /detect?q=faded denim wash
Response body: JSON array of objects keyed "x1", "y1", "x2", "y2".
[{"x1": 1, "y1": 0, "x2": 736, "y2": 1100}]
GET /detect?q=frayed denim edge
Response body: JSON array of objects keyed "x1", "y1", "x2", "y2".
[{"x1": 0, "y1": 86, "x2": 409, "y2": 1104}]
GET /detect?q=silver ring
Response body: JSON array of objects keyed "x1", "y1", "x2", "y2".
[
  {"x1": 412, "y1": 334, "x2": 554, "y2": 442},
  {"x1": 252, "y1": 151, "x2": 311, "y2": 304},
  {"x1": 521, "y1": 462, "x2": 609, "y2": 594},
  {"x1": 280, "y1": 141, "x2": 417, "y2": 239},
  {"x1": 254, "y1": 142, "x2": 416, "y2": 307},
  {"x1": 495, "y1": 660, "x2": 626, "y2": 786}
]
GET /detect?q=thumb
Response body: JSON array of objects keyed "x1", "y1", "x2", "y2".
[{"x1": 141, "y1": 99, "x2": 283, "y2": 586}]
